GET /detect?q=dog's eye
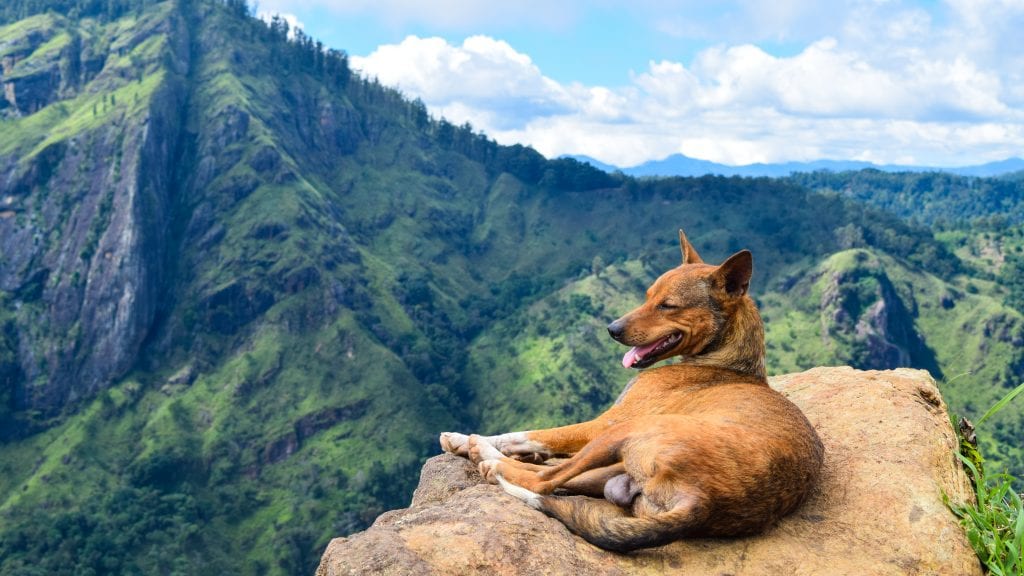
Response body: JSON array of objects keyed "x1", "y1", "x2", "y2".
[{"x1": 657, "y1": 302, "x2": 679, "y2": 311}]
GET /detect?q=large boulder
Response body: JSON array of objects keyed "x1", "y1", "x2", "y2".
[{"x1": 316, "y1": 367, "x2": 982, "y2": 576}]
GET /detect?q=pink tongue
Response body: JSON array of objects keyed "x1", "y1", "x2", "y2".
[
  {"x1": 621, "y1": 337, "x2": 667, "y2": 369},
  {"x1": 621, "y1": 348, "x2": 640, "y2": 369}
]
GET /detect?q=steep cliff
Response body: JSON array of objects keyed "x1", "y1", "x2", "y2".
[{"x1": 0, "y1": 5, "x2": 187, "y2": 422}]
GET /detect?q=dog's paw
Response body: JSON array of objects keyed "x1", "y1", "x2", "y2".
[
  {"x1": 478, "y1": 459, "x2": 501, "y2": 484},
  {"x1": 439, "y1": 432, "x2": 470, "y2": 455},
  {"x1": 467, "y1": 434, "x2": 503, "y2": 464},
  {"x1": 496, "y1": 474, "x2": 543, "y2": 509}
]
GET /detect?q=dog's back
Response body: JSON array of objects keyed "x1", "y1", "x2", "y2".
[{"x1": 599, "y1": 364, "x2": 824, "y2": 536}]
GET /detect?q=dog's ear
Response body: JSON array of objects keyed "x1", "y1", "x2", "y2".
[
  {"x1": 712, "y1": 250, "x2": 752, "y2": 297},
  {"x1": 679, "y1": 229, "x2": 704, "y2": 265}
]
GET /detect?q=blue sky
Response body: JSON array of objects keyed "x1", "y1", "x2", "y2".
[{"x1": 255, "y1": 1, "x2": 1024, "y2": 168}]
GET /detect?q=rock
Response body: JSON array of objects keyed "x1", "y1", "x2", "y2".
[
  {"x1": 0, "y1": 8, "x2": 199, "y2": 417},
  {"x1": 816, "y1": 254, "x2": 942, "y2": 378},
  {"x1": 316, "y1": 367, "x2": 982, "y2": 576}
]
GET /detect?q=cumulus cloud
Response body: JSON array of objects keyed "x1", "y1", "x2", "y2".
[
  {"x1": 352, "y1": 35, "x2": 573, "y2": 129},
  {"x1": 347, "y1": 1, "x2": 1024, "y2": 167}
]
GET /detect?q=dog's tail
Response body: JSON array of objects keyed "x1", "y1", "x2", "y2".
[{"x1": 497, "y1": 476, "x2": 706, "y2": 552}]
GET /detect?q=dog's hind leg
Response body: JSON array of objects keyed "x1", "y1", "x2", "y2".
[
  {"x1": 499, "y1": 477, "x2": 710, "y2": 552},
  {"x1": 560, "y1": 463, "x2": 627, "y2": 498},
  {"x1": 482, "y1": 423, "x2": 632, "y2": 494},
  {"x1": 470, "y1": 435, "x2": 626, "y2": 497}
]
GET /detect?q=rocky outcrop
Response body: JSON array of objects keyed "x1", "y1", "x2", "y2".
[
  {"x1": 0, "y1": 8, "x2": 190, "y2": 417},
  {"x1": 0, "y1": 16, "x2": 97, "y2": 116},
  {"x1": 819, "y1": 251, "x2": 941, "y2": 376},
  {"x1": 317, "y1": 367, "x2": 982, "y2": 576}
]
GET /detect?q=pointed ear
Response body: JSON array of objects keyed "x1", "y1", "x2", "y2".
[
  {"x1": 679, "y1": 229, "x2": 704, "y2": 265},
  {"x1": 713, "y1": 250, "x2": 753, "y2": 297}
]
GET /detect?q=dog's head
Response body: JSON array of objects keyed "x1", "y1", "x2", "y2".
[{"x1": 608, "y1": 229, "x2": 753, "y2": 369}]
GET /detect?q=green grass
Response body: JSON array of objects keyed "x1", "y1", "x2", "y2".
[
  {"x1": 1, "y1": 29, "x2": 72, "y2": 79},
  {"x1": 0, "y1": 8, "x2": 172, "y2": 157},
  {"x1": 0, "y1": 13, "x2": 60, "y2": 54},
  {"x1": 950, "y1": 382, "x2": 1024, "y2": 576},
  {"x1": 27, "y1": 70, "x2": 167, "y2": 156}
]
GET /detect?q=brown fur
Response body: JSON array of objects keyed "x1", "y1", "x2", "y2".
[{"x1": 440, "y1": 230, "x2": 824, "y2": 552}]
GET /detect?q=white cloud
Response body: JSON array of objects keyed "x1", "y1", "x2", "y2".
[
  {"x1": 257, "y1": 10, "x2": 306, "y2": 38},
  {"x1": 352, "y1": 35, "x2": 575, "y2": 129},
  {"x1": 345, "y1": 1, "x2": 1024, "y2": 167}
]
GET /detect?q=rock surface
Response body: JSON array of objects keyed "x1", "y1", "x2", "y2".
[
  {"x1": 0, "y1": 9, "x2": 188, "y2": 418},
  {"x1": 316, "y1": 367, "x2": 982, "y2": 576}
]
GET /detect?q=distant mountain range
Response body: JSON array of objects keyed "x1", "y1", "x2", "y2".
[{"x1": 567, "y1": 154, "x2": 1024, "y2": 178}]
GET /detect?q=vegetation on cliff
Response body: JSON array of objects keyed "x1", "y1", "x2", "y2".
[{"x1": 951, "y1": 382, "x2": 1024, "y2": 576}]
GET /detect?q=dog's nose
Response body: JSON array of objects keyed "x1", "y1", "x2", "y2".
[{"x1": 607, "y1": 319, "x2": 626, "y2": 341}]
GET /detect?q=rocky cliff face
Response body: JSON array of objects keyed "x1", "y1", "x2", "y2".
[
  {"x1": 317, "y1": 367, "x2": 982, "y2": 576},
  {"x1": 0, "y1": 6, "x2": 188, "y2": 419},
  {"x1": 819, "y1": 254, "x2": 930, "y2": 369}
]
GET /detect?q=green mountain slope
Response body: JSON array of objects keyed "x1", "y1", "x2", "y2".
[
  {"x1": 0, "y1": 1, "x2": 1021, "y2": 574},
  {"x1": 760, "y1": 249, "x2": 1022, "y2": 468}
]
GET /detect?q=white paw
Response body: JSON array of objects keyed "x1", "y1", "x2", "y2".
[
  {"x1": 468, "y1": 435, "x2": 503, "y2": 462},
  {"x1": 440, "y1": 432, "x2": 469, "y2": 455},
  {"x1": 492, "y1": 432, "x2": 549, "y2": 458},
  {"x1": 478, "y1": 459, "x2": 501, "y2": 483},
  {"x1": 496, "y1": 474, "x2": 543, "y2": 509}
]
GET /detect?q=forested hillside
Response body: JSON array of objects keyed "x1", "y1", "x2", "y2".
[
  {"x1": 1, "y1": 1, "x2": 1021, "y2": 574},
  {"x1": 789, "y1": 169, "x2": 1024, "y2": 227}
]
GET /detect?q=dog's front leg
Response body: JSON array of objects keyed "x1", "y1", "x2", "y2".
[
  {"x1": 521, "y1": 421, "x2": 611, "y2": 457},
  {"x1": 441, "y1": 419, "x2": 610, "y2": 463},
  {"x1": 440, "y1": 431, "x2": 553, "y2": 462},
  {"x1": 464, "y1": 434, "x2": 554, "y2": 486}
]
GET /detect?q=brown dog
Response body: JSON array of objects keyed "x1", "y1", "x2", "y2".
[{"x1": 440, "y1": 230, "x2": 823, "y2": 552}]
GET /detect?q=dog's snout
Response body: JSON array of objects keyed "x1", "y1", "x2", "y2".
[{"x1": 607, "y1": 319, "x2": 626, "y2": 341}]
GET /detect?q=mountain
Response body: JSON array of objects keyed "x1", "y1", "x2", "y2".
[
  {"x1": 562, "y1": 154, "x2": 620, "y2": 173},
  {"x1": 568, "y1": 153, "x2": 1024, "y2": 179},
  {"x1": 1, "y1": 2, "x2": 1022, "y2": 575},
  {"x1": 949, "y1": 157, "x2": 1024, "y2": 177}
]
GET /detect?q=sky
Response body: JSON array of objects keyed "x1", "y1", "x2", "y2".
[{"x1": 252, "y1": 0, "x2": 1024, "y2": 168}]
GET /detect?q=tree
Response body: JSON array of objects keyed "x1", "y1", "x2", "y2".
[{"x1": 1001, "y1": 252, "x2": 1024, "y2": 313}]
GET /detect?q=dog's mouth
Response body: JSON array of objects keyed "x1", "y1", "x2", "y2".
[{"x1": 621, "y1": 332, "x2": 683, "y2": 369}]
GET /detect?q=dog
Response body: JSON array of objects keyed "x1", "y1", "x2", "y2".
[{"x1": 440, "y1": 230, "x2": 824, "y2": 552}]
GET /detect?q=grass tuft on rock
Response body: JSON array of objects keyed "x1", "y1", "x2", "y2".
[{"x1": 950, "y1": 381, "x2": 1024, "y2": 576}]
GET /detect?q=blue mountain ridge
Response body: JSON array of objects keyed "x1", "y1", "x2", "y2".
[{"x1": 565, "y1": 154, "x2": 1024, "y2": 178}]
